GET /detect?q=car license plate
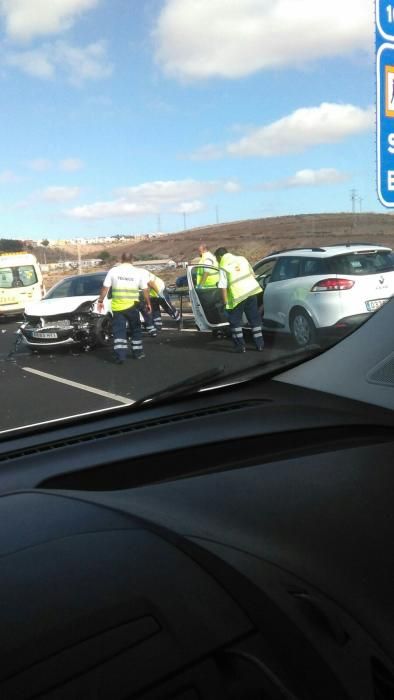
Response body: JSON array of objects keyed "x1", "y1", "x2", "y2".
[
  {"x1": 0, "y1": 298, "x2": 16, "y2": 305},
  {"x1": 366, "y1": 299, "x2": 386, "y2": 312},
  {"x1": 32, "y1": 332, "x2": 58, "y2": 339}
]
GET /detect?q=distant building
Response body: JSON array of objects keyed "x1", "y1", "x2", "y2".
[
  {"x1": 44, "y1": 259, "x2": 102, "y2": 272},
  {"x1": 133, "y1": 259, "x2": 177, "y2": 271}
]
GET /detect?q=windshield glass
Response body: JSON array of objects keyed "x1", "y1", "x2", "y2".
[
  {"x1": 45, "y1": 275, "x2": 105, "y2": 299},
  {"x1": 330, "y1": 251, "x2": 394, "y2": 275},
  {"x1": 0, "y1": 266, "x2": 37, "y2": 288},
  {"x1": 0, "y1": 1, "x2": 392, "y2": 433}
]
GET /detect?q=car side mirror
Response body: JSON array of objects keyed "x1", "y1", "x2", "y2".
[{"x1": 262, "y1": 274, "x2": 271, "y2": 288}]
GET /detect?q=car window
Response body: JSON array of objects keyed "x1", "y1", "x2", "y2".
[
  {"x1": 300, "y1": 258, "x2": 328, "y2": 276},
  {"x1": 270, "y1": 257, "x2": 301, "y2": 282},
  {"x1": 254, "y1": 259, "x2": 277, "y2": 278},
  {"x1": 73, "y1": 276, "x2": 104, "y2": 295},
  {"x1": 47, "y1": 276, "x2": 104, "y2": 298},
  {"x1": 0, "y1": 265, "x2": 37, "y2": 288},
  {"x1": 0, "y1": 268, "x2": 13, "y2": 288},
  {"x1": 330, "y1": 251, "x2": 394, "y2": 275},
  {"x1": 45, "y1": 278, "x2": 75, "y2": 299}
]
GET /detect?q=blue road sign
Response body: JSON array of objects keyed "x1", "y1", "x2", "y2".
[
  {"x1": 376, "y1": 1, "x2": 394, "y2": 206},
  {"x1": 376, "y1": 42, "x2": 394, "y2": 206},
  {"x1": 377, "y1": 0, "x2": 394, "y2": 40}
]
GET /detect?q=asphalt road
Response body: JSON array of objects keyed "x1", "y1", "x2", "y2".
[{"x1": 0, "y1": 315, "x2": 290, "y2": 434}]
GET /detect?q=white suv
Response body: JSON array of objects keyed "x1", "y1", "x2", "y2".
[
  {"x1": 254, "y1": 244, "x2": 394, "y2": 346},
  {"x1": 187, "y1": 244, "x2": 394, "y2": 347}
]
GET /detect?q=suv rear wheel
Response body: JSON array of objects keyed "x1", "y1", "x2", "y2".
[{"x1": 290, "y1": 309, "x2": 317, "y2": 348}]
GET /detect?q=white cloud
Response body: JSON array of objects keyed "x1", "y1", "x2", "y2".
[
  {"x1": 223, "y1": 180, "x2": 241, "y2": 193},
  {"x1": 260, "y1": 168, "x2": 349, "y2": 190},
  {"x1": 6, "y1": 48, "x2": 54, "y2": 78},
  {"x1": 190, "y1": 145, "x2": 223, "y2": 161},
  {"x1": 68, "y1": 200, "x2": 157, "y2": 219},
  {"x1": 172, "y1": 200, "x2": 204, "y2": 214},
  {"x1": 59, "y1": 158, "x2": 84, "y2": 171},
  {"x1": 54, "y1": 40, "x2": 113, "y2": 85},
  {"x1": 0, "y1": 0, "x2": 99, "y2": 42},
  {"x1": 193, "y1": 103, "x2": 374, "y2": 159},
  {"x1": 117, "y1": 178, "x2": 239, "y2": 203},
  {"x1": 68, "y1": 178, "x2": 239, "y2": 220},
  {"x1": 40, "y1": 185, "x2": 81, "y2": 202},
  {"x1": 27, "y1": 158, "x2": 52, "y2": 171},
  {"x1": 0, "y1": 169, "x2": 20, "y2": 183},
  {"x1": 5, "y1": 40, "x2": 112, "y2": 84},
  {"x1": 154, "y1": 0, "x2": 372, "y2": 81}
]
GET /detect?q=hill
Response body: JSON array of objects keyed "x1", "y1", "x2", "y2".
[{"x1": 73, "y1": 212, "x2": 394, "y2": 264}]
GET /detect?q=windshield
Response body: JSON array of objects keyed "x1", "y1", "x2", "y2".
[
  {"x1": 330, "y1": 251, "x2": 394, "y2": 275},
  {"x1": 0, "y1": 1, "x2": 392, "y2": 433},
  {"x1": 45, "y1": 275, "x2": 105, "y2": 299},
  {"x1": 0, "y1": 265, "x2": 37, "y2": 288}
]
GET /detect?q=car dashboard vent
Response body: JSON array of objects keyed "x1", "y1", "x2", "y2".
[{"x1": 0, "y1": 400, "x2": 266, "y2": 465}]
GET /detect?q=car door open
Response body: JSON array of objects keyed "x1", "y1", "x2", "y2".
[{"x1": 187, "y1": 264, "x2": 229, "y2": 331}]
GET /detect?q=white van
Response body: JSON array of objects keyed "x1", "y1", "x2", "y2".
[{"x1": 0, "y1": 252, "x2": 45, "y2": 318}]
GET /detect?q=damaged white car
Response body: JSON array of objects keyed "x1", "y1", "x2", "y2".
[{"x1": 19, "y1": 272, "x2": 112, "y2": 350}]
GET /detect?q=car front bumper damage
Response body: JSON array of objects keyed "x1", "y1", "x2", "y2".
[{"x1": 19, "y1": 314, "x2": 101, "y2": 349}]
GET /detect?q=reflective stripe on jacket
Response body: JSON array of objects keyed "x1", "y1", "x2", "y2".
[
  {"x1": 196, "y1": 251, "x2": 219, "y2": 287},
  {"x1": 219, "y1": 253, "x2": 261, "y2": 310}
]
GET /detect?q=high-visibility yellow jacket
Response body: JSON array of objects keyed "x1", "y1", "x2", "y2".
[
  {"x1": 104, "y1": 263, "x2": 146, "y2": 312},
  {"x1": 219, "y1": 253, "x2": 261, "y2": 310},
  {"x1": 196, "y1": 251, "x2": 219, "y2": 287}
]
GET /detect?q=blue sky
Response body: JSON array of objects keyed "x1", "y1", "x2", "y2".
[{"x1": 0, "y1": 0, "x2": 380, "y2": 240}]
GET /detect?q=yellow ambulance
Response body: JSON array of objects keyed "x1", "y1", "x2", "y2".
[{"x1": 0, "y1": 252, "x2": 45, "y2": 317}]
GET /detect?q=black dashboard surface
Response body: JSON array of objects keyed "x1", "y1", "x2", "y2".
[{"x1": 1, "y1": 379, "x2": 394, "y2": 698}]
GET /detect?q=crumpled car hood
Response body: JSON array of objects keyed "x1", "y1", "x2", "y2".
[{"x1": 24, "y1": 295, "x2": 101, "y2": 317}]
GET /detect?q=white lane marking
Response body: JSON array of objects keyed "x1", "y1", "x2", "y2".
[
  {"x1": 21, "y1": 366, "x2": 134, "y2": 405},
  {"x1": 161, "y1": 326, "x2": 211, "y2": 333},
  {"x1": 161, "y1": 326, "x2": 201, "y2": 333}
]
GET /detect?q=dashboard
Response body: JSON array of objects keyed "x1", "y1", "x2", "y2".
[{"x1": 0, "y1": 371, "x2": 394, "y2": 699}]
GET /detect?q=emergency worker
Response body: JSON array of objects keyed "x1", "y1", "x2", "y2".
[
  {"x1": 141, "y1": 270, "x2": 181, "y2": 335},
  {"x1": 97, "y1": 253, "x2": 151, "y2": 363},
  {"x1": 196, "y1": 244, "x2": 219, "y2": 288},
  {"x1": 215, "y1": 247, "x2": 263, "y2": 353}
]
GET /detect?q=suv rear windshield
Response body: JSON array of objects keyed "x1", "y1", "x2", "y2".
[{"x1": 329, "y1": 251, "x2": 394, "y2": 276}]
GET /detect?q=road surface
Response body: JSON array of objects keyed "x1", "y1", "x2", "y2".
[{"x1": 0, "y1": 316, "x2": 290, "y2": 433}]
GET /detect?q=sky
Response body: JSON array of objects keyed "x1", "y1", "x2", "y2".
[{"x1": 0, "y1": 0, "x2": 382, "y2": 240}]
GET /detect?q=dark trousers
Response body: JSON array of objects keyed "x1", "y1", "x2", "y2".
[
  {"x1": 227, "y1": 294, "x2": 263, "y2": 349},
  {"x1": 142, "y1": 291, "x2": 180, "y2": 333},
  {"x1": 112, "y1": 305, "x2": 143, "y2": 360}
]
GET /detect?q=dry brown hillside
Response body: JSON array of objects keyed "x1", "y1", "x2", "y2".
[
  {"x1": 76, "y1": 213, "x2": 394, "y2": 264},
  {"x1": 39, "y1": 212, "x2": 394, "y2": 289}
]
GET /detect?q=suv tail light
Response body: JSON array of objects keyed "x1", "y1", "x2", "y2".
[{"x1": 311, "y1": 278, "x2": 354, "y2": 292}]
